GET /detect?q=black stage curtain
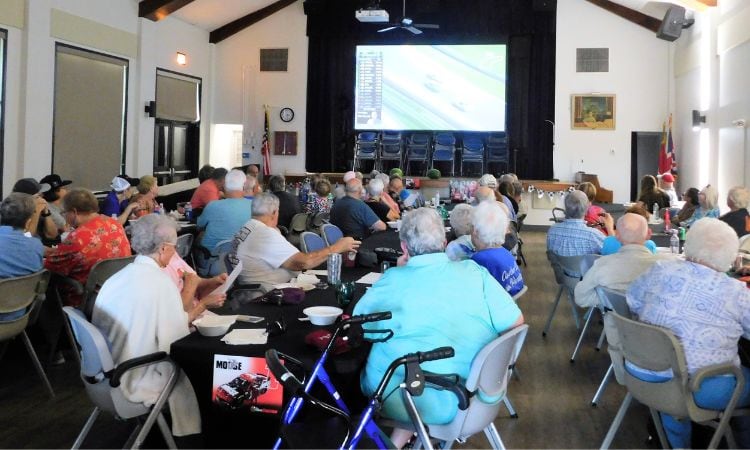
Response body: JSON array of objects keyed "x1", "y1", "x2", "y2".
[{"x1": 304, "y1": 0, "x2": 556, "y2": 180}]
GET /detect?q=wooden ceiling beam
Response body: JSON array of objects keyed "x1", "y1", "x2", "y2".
[
  {"x1": 585, "y1": 0, "x2": 661, "y2": 33},
  {"x1": 209, "y1": 0, "x2": 299, "y2": 44},
  {"x1": 139, "y1": 0, "x2": 195, "y2": 21}
]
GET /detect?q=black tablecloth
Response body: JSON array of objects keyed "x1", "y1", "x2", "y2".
[{"x1": 170, "y1": 267, "x2": 374, "y2": 448}]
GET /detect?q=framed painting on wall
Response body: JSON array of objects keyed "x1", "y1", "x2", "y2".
[{"x1": 571, "y1": 94, "x2": 616, "y2": 130}]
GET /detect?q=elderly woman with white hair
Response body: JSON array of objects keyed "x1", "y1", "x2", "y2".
[
  {"x1": 365, "y1": 178, "x2": 400, "y2": 222},
  {"x1": 353, "y1": 207, "x2": 523, "y2": 448},
  {"x1": 683, "y1": 184, "x2": 720, "y2": 227},
  {"x1": 470, "y1": 202, "x2": 524, "y2": 296},
  {"x1": 92, "y1": 214, "x2": 213, "y2": 437},
  {"x1": 720, "y1": 185, "x2": 750, "y2": 237},
  {"x1": 445, "y1": 203, "x2": 475, "y2": 261},
  {"x1": 627, "y1": 218, "x2": 750, "y2": 448}
]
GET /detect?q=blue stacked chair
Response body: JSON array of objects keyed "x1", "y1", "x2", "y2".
[
  {"x1": 486, "y1": 133, "x2": 510, "y2": 174},
  {"x1": 354, "y1": 131, "x2": 379, "y2": 172},
  {"x1": 405, "y1": 133, "x2": 431, "y2": 176},
  {"x1": 379, "y1": 130, "x2": 403, "y2": 172},
  {"x1": 431, "y1": 132, "x2": 456, "y2": 176},
  {"x1": 460, "y1": 134, "x2": 485, "y2": 176}
]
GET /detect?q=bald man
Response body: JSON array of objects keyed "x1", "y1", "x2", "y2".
[
  {"x1": 330, "y1": 179, "x2": 386, "y2": 240},
  {"x1": 574, "y1": 213, "x2": 670, "y2": 382},
  {"x1": 474, "y1": 186, "x2": 496, "y2": 204}
]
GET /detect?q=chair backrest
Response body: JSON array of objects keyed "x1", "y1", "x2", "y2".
[
  {"x1": 455, "y1": 324, "x2": 529, "y2": 437},
  {"x1": 511, "y1": 285, "x2": 528, "y2": 302},
  {"x1": 595, "y1": 287, "x2": 631, "y2": 317},
  {"x1": 321, "y1": 223, "x2": 343, "y2": 247},
  {"x1": 82, "y1": 256, "x2": 136, "y2": 320},
  {"x1": 357, "y1": 131, "x2": 378, "y2": 143},
  {"x1": 434, "y1": 133, "x2": 456, "y2": 146},
  {"x1": 610, "y1": 312, "x2": 693, "y2": 419},
  {"x1": 579, "y1": 253, "x2": 601, "y2": 275},
  {"x1": 175, "y1": 233, "x2": 194, "y2": 259},
  {"x1": 300, "y1": 232, "x2": 326, "y2": 253},
  {"x1": 215, "y1": 239, "x2": 235, "y2": 274},
  {"x1": 462, "y1": 135, "x2": 484, "y2": 152},
  {"x1": 310, "y1": 212, "x2": 330, "y2": 230},
  {"x1": 551, "y1": 207, "x2": 565, "y2": 223},
  {"x1": 516, "y1": 213, "x2": 527, "y2": 232},
  {"x1": 0, "y1": 270, "x2": 50, "y2": 341},
  {"x1": 63, "y1": 306, "x2": 150, "y2": 420},
  {"x1": 486, "y1": 133, "x2": 507, "y2": 146},
  {"x1": 409, "y1": 133, "x2": 431, "y2": 145},
  {"x1": 64, "y1": 307, "x2": 115, "y2": 379},
  {"x1": 381, "y1": 130, "x2": 402, "y2": 142},
  {"x1": 546, "y1": 250, "x2": 567, "y2": 286}
]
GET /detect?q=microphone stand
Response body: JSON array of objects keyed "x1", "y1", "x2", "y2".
[{"x1": 545, "y1": 120, "x2": 556, "y2": 180}]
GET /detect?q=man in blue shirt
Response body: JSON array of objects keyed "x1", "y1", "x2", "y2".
[
  {"x1": 0, "y1": 193, "x2": 45, "y2": 321},
  {"x1": 101, "y1": 176, "x2": 139, "y2": 224},
  {"x1": 470, "y1": 201, "x2": 524, "y2": 296},
  {"x1": 547, "y1": 190, "x2": 614, "y2": 257},
  {"x1": 197, "y1": 170, "x2": 253, "y2": 253},
  {"x1": 330, "y1": 179, "x2": 386, "y2": 240},
  {"x1": 354, "y1": 207, "x2": 523, "y2": 447}
]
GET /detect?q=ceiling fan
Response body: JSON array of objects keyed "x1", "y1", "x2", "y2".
[{"x1": 377, "y1": 0, "x2": 439, "y2": 35}]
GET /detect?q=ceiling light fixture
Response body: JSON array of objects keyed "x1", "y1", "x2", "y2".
[{"x1": 176, "y1": 52, "x2": 187, "y2": 66}]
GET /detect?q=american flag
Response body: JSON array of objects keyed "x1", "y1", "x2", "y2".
[
  {"x1": 658, "y1": 114, "x2": 676, "y2": 174},
  {"x1": 261, "y1": 106, "x2": 271, "y2": 176}
]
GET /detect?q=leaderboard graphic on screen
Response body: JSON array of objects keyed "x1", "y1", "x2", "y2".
[{"x1": 355, "y1": 44, "x2": 507, "y2": 131}]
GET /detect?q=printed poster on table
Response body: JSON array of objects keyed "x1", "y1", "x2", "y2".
[{"x1": 212, "y1": 354, "x2": 283, "y2": 414}]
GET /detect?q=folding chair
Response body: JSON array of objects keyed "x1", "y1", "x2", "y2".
[
  {"x1": 405, "y1": 133, "x2": 431, "y2": 176},
  {"x1": 63, "y1": 307, "x2": 178, "y2": 449},
  {"x1": 413, "y1": 325, "x2": 529, "y2": 449},
  {"x1": 601, "y1": 312, "x2": 750, "y2": 450},
  {"x1": 300, "y1": 232, "x2": 326, "y2": 254},
  {"x1": 379, "y1": 130, "x2": 403, "y2": 173},
  {"x1": 460, "y1": 134, "x2": 485, "y2": 177},
  {"x1": 543, "y1": 251, "x2": 584, "y2": 337},
  {"x1": 175, "y1": 233, "x2": 195, "y2": 268},
  {"x1": 287, "y1": 213, "x2": 310, "y2": 248},
  {"x1": 486, "y1": 133, "x2": 509, "y2": 175},
  {"x1": 591, "y1": 287, "x2": 630, "y2": 407},
  {"x1": 354, "y1": 131, "x2": 379, "y2": 172},
  {"x1": 570, "y1": 254, "x2": 602, "y2": 363},
  {"x1": 431, "y1": 132, "x2": 456, "y2": 176},
  {"x1": 0, "y1": 270, "x2": 53, "y2": 398},
  {"x1": 321, "y1": 223, "x2": 344, "y2": 247}
]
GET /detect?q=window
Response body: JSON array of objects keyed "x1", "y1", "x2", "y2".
[
  {"x1": 52, "y1": 44, "x2": 128, "y2": 190},
  {"x1": 0, "y1": 29, "x2": 6, "y2": 197}
]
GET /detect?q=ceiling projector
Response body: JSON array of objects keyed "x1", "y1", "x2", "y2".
[{"x1": 356, "y1": 9, "x2": 390, "y2": 23}]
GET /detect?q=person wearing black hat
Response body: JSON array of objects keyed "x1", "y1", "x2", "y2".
[
  {"x1": 11, "y1": 177, "x2": 58, "y2": 242},
  {"x1": 40, "y1": 174, "x2": 73, "y2": 244}
]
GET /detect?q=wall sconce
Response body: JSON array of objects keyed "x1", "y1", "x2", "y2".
[
  {"x1": 692, "y1": 109, "x2": 706, "y2": 130},
  {"x1": 145, "y1": 101, "x2": 156, "y2": 118},
  {"x1": 176, "y1": 52, "x2": 187, "y2": 66}
]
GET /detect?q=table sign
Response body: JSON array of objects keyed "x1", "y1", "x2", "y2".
[{"x1": 212, "y1": 354, "x2": 283, "y2": 414}]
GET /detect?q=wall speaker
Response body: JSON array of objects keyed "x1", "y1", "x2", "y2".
[{"x1": 657, "y1": 5, "x2": 694, "y2": 42}]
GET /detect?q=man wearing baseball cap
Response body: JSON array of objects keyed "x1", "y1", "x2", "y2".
[
  {"x1": 39, "y1": 174, "x2": 73, "y2": 245},
  {"x1": 102, "y1": 175, "x2": 140, "y2": 224},
  {"x1": 11, "y1": 178, "x2": 58, "y2": 241},
  {"x1": 659, "y1": 172, "x2": 679, "y2": 206}
]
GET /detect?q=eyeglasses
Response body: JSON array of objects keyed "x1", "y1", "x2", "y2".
[{"x1": 265, "y1": 313, "x2": 287, "y2": 337}]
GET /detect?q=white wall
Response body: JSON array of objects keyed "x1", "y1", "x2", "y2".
[
  {"x1": 211, "y1": 2, "x2": 308, "y2": 175},
  {"x1": 555, "y1": 0, "x2": 670, "y2": 203},
  {"x1": 673, "y1": 0, "x2": 750, "y2": 212},
  {"x1": 1, "y1": 0, "x2": 212, "y2": 194}
]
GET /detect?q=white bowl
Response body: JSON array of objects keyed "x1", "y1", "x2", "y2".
[
  {"x1": 302, "y1": 306, "x2": 343, "y2": 326},
  {"x1": 193, "y1": 316, "x2": 235, "y2": 337}
]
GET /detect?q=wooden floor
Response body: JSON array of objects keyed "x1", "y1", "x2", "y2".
[{"x1": 0, "y1": 231, "x2": 653, "y2": 449}]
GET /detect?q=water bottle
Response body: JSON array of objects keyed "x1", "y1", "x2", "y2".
[
  {"x1": 652, "y1": 203, "x2": 659, "y2": 222},
  {"x1": 670, "y1": 230, "x2": 680, "y2": 254},
  {"x1": 664, "y1": 208, "x2": 671, "y2": 232},
  {"x1": 159, "y1": 203, "x2": 165, "y2": 215},
  {"x1": 185, "y1": 202, "x2": 193, "y2": 221}
]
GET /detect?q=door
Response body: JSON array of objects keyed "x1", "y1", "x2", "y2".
[{"x1": 154, "y1": 120, "x2": 198, "y2": 185}]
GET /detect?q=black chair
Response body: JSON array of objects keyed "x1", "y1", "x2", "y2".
[
  {"x1": 405, "y1": 133, "x2": 431, "y2": 176},
  {"x1": 486, "y1": 133, "x2": 509, "y2": 174},
  {"x1": 379, "y1": 131, "x2": 403, "y2": 172}
]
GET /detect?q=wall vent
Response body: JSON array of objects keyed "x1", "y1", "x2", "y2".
[
  {"x1": 260, "y1": 48, "x2": 288, "y2": 72},
  {"x1": 576, "y1": 48, "x2": 609, "y2": 72}
]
